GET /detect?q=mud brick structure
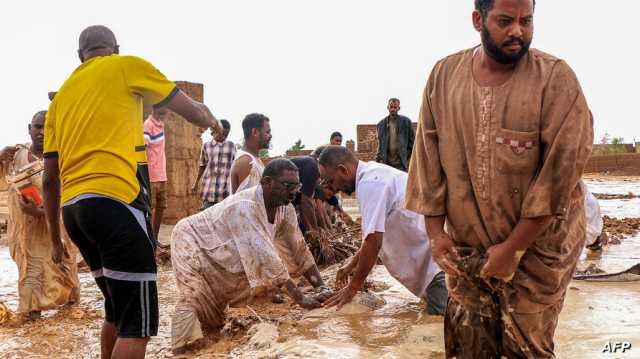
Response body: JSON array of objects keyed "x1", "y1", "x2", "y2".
[
  {"x1": 584, "y1": 153, "x2": 640, "y2": 174},
  {"x1": 163, "y1": 81, "x2": 205, "y2": 224}
]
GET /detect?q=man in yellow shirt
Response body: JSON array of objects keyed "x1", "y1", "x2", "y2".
[{"x1": 43, "y1": 25, "x2": 221, "y2": 359}]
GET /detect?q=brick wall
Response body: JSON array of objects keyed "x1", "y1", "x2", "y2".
[
  {"x1": 163, "y1": 81, "x2": 205, "y2": 224},
  {"x1": 584, "y1": 153, "x2": 640, "y2": 174}
]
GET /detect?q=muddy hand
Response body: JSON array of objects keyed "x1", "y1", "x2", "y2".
[
  {"x1": 322, "y1": 283, "x2": 358, "y2": 310},
  {"x1": 335, "y1": 266, "x2": 352, "y2": 290},
  {"x1": 481, "y1": 242, "x2": 521, "y2": 281},
  {"x1": 52, "y1": 240, "x2": 70, "y2": 264},
  {"x1": 431, "y1": 233, "x2": 461, "y2": 276},
  {"x1": 299, "y1": 295, "x2": 322, "y2": 309},
  {"x1": 313, "y1": 285, "x2": 334, "y2": 303}
]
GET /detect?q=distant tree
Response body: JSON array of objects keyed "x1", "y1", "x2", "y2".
[
  {"x1": 258, "y1": 149, "x2": 270, "y2": 158},
  {"x1": 288, "y1": 139, "x2": 305, "y2": 152},
  {"x1": 611, "y1": 137, "x2": 624, "y2": 145},
  {"x1": 600, "y1": 133, "x2": 611, "y2": 145}
]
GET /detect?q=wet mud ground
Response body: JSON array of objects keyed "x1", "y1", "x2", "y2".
[{"x1": 1, "y1": 176, "x2": 639, "y2": 358}]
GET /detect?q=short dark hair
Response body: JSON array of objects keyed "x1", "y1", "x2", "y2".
[
  {"x1": 388, "y1": 98, "x2": 400, "y2": 104},
  {"x1": 263, "y1": 158, "x2": 298, "y2": 179},
  {"x1": 79, "y1": 25, "x2": 117, "y2": 52},
  {"x1": 475, "y1": 0, "x2": 536, "y2": 19},
  {"x1": 330, "y1": 131, "x2": 342, "y2": 140},
  {"x1": 310, "y1": 145, "x2": 329, "y2": 159},
  {"x1": 242, "y1": 113, "x2": 269, "y2": 139},
  {"x1": 32, "y1": 110, "x2": 47, "y2": 121},
  {"x1": 318, "y1": 145, "x2": 357, "y2": 168},
  {"x1": 220, "y1": 119, "x2": 231, "y2": 130}
]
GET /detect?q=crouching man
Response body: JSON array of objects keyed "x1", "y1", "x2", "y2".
[
  {"x1": 318, "y1": 146, "x2": 446, "y2": 314},
  {"x1": 170, "y1": 158, "x2": 330, "y2": 352}
]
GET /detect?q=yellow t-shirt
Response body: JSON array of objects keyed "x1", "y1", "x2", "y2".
[{"x1": 44, "y1": 54, "x2": 177, "y2": 210}]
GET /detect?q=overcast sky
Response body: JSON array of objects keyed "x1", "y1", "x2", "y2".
[{"x1": 2, "y1": 0, "x2": 639, "y2": 155}]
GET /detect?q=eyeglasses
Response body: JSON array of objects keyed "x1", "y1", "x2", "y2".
[{"x1": 274, "y1": 179, "x2": 301, "y2": 192}]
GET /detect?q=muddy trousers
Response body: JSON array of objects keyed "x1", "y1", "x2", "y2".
[{"x1": 444, "y1": 297, "x2": 563, "y2": 359}]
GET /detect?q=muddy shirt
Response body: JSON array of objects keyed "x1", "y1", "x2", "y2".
[
  {"x1": 406, "y1": 47, "x2": 593, "y2": 314},
  {"x1": 356, "y1": 160, "x2": 441, "y2": 297},
  {"x1": 172, "y1": 185, "x2": 315, "y2": 297}
]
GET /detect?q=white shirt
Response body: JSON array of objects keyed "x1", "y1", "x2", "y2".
[
  {"x1": 231, "y1": 149, "x2": 265, "y2": 194},
  {"x1": 355, "y1": 161, "x2": 441, "y2": 298}
]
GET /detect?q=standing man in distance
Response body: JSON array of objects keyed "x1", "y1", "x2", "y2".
[
  {"x1": 229, "y1": 113, "x2": 271, "y2": 194},
  {"x1": 143, "y1": 107, "x2": 169, "y2": 241},
  {"x1": 43, "y1": 25, "x2": 221, "y2": 359},
  {"x1": 192, "y1": 119, "x2": 236, "y2": 211},
  {"x1": 329, "y1": 131, "x2": 343, "y2": 146},
  {"x1": 406, "y1": 1, "x2": 593, "y2": 357},
  {"x1": 375, "y1": 98, "x2": 414, "y2": 172}
]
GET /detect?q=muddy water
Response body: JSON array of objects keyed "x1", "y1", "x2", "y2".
[{"x1": 0, "y1": 178, "x2": 639, "y2": 358}]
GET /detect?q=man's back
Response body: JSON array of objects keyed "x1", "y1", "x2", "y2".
[
  {"x1": 45, "y1": 54, "x2": 176, "y2": 210},
  {"x1": 355, "y1": 161, "x2": 439, "y2": 296}
]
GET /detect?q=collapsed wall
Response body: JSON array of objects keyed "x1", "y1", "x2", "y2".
[{"x1": 162, "y1": 81, "x2": 204, "y2": 224}]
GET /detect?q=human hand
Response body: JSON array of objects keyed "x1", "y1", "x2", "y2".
[
  {"x1": 335, "y1": 265, "x2": 353, "y2": 290},
  {"x1": 480, "y1": 241, "x2": 521, "y2": 281},
  {"x1": 52, "y1": 239, "x2": 70, "y2": 264},
  {"x1": 313, "y1": 285, "x2": 334, "y2": 303},
  {"x1": 431, "y1": 232, "x2": 461, "y2": 276},
  {"x1": 19, "y1": 196, "x2": 44, "y2": 217},
  {"x1": 322, "y1": 282, "x2": 359, "y2": 310},
  {"x1": 298, "y1": 295, "x2": 322, "y2": 309}
]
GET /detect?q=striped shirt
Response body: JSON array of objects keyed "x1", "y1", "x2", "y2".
[
  {"x1": 198, "y1": 140, "x2": 236, "y2": 203},
  {"x1": 143, "y1": 115, "x2": 167, "y2": 182}
]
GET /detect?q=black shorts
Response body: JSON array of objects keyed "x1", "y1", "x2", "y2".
[{"x1": 63, "y1": 195, "x2": 158, "y2": 338}]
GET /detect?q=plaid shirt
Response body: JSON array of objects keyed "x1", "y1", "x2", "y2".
[{"x1": 199, "y1": 140, "x2": 236, "y2": 203}]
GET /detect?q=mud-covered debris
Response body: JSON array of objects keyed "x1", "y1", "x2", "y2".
[
  {"x1": 602, "y1": 216, "x2": 640, "y2": 243},
  {"x1": 0, "y1": 302, "x2": 13, "y2": 325},
  {"x1": 220, "y1": 316, "x2": 258, "y2": 337},
  {"x1": 575, "y1": 263, "x2": 606, "y2": 276},
  {"x1": 593, "y1": 192, "x2": 637, "y2": 200}
]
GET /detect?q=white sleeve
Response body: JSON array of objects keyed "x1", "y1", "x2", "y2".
[{"x1": 358, "y1": 181, "x2": 391, "y2": 240}]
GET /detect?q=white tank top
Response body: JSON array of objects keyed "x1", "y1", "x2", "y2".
[{"x1": 231, "y1": 149, "x2": 265, "y2": 194}]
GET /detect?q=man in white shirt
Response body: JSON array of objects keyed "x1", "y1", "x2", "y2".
[{"x1": 318, "y1": 145, "x2": 446, "y2": 314}]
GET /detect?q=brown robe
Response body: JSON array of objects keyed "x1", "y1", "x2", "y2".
[
  {"x1": 406, "y1": 47, "x2": 593, "y2": 358},
  {"x1": 2, "y1": 147, "x2": 80, "y2": 314}
]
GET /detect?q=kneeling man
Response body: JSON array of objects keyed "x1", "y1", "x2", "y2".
[
  {"x1": 171, "y1": 158, "x2": 330, "y2": 352},
  {"x1": 318, "y1": 146, "x2": 446, "y2": 314}
]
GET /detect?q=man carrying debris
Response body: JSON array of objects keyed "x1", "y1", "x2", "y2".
[
  {"x1": 1, "y1": 111, "x2": 80, "y2": 320},
  {"x1": 318, "y1": 146, "x2": 447, "y2": 314},
  {"x1": 171, "y1": 159, "x2": 331, "y2": 353},
  {"x1": 192, "y1": 119, "x2": 236, "y2": 211},
  {"x1": 43, "y1": 25, "x2": 221, "y2": 359},
  {"x1": 406, "y1": 0, "x2": 593, "y2": 357},
  {"x1": 230, "y1": 113, "x2": 271, "y2": 193}
]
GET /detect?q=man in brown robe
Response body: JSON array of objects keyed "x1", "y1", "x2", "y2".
[
  {"x1": 0, "y1": 111, "x2": 79, "y2": 320},
  {"x1": 405, "y1": 0, "x2": 593, "y2": 358}
]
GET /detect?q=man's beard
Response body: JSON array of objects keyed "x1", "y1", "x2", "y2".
[
  {"x1": 481, "y1": 24, "x2": 530, "y2": 65},
  {"x1": 342, "y1": 181, "x2": 356, "y2": 195}
]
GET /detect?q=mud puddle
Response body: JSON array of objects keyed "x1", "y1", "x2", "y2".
[{"x1": 0, "y1": 177, "x2": 639, "y2": 358}]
